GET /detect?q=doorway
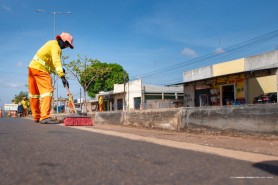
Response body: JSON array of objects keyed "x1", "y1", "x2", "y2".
[
  {"x1": 195, "y1": 89, "x2": 210, "y2": 107},
  {"x1": 134, "y1": 97, "x2": 141, "y2": 110},
  {"x1": 221, "y1": 84, "x2": 235, "y2": 105},
  {"x1": 117, "y1": 99, "x2": 123, "y2": 110}
]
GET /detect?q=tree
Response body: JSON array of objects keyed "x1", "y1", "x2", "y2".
[
  {"x1": 12, "y1": 91, "x2": 29, "y2": 104},
  {"x1": 63, "y1": 55, "x2": 128, "y2": 112},
  {"x1": 85, "y1": 62, "x2": 129, "y2": 98}
]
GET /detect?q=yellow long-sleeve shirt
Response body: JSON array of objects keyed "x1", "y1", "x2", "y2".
[
  {"x1": 21, "y1": 99, "x2": 29, "y2": 109},
  {"x1": 29, "y1": 40, "x2": 65, "y2": 77}
]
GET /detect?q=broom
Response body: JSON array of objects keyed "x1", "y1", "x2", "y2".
[{"x1": 63, "y1": 85, "x2": 93, "y2": 126}]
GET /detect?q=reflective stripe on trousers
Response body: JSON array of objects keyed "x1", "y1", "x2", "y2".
[{"x1": 28, "y1": 68, "x2": 53, "y2": 121}]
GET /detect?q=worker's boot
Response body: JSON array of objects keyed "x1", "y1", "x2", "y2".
[{"x1": 40, "y1": 117, "x2": 60, "y2": 124}]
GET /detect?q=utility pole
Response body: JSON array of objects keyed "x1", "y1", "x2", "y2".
[
  {"x1": 123, "y1": 75, "x2": 126, "y2": 110},
  {"x1": 36, "y1": 10, "x2": 72, "y2": 113},
  {"x1": 80, "y1": 88, "x2": 82, "y2": 113}
]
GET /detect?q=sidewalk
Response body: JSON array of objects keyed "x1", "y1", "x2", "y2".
[
  {"x1": 24, "y1": 115, "x2": 278, "y2": 157},
  {"x1": 90, "y1": 123, "x2": 278, "y2": 157}
]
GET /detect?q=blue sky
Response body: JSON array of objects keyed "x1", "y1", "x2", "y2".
[{"x1": 1, "y1": 0, "x2": 278, "y2": 107}]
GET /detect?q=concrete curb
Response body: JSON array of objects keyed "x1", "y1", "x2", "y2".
[{"x1": 50, "y1": 103, "x2": 278, "y2": 134}]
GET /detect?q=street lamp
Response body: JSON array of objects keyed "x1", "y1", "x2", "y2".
[
  {"x1": 36, "y1": 9, "x2": 72, "y2": 114},
  {"x1": 36, "y1": 10, "x2": 72, "y2": 38}
]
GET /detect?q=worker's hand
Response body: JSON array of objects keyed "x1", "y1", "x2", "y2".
[{"x1": 61, "y1": 76, "x2": 69, "y2": 88}]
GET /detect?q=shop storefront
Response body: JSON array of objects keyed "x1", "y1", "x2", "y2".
[
  {"x1": 185, "y1": 74, "x2": 246, "y2": 107},
  {"x1": 211, "y1": 74, "x2": 245, "y2": 106},
  {"x1": 183, "y1": 50, "x2": 278, "y2": 107}
]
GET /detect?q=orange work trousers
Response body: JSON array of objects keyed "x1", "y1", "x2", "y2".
[
  {"x1": 69, "y1": 101, "x2": 75, "y2": 113},
  {"x1": 28, "y1": 68, "x2": 53, "y2": 121},
  {"x1": 99, "y1": 103, "x2": 103, "y2": 112}
]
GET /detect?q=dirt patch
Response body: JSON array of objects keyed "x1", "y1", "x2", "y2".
[{"x1": 92, "y1": 124, "x2": 278, "y2": 156}]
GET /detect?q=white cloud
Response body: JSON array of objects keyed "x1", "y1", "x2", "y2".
[
  {"x1": 215, "y1": 48, "x2": 225, "y2": 54},
  {"x1": 16, "y1": 62, "x2": 23, "y2": 67},
  {"x1": 2, "y1": 5, "x2": 11, "y2": 12},
  {"x1": 4, "y1": 82, "x2": 21, "y2": 88},
  {"x1": 181, "y1": 48, "x2": 198, "y2": 58}
]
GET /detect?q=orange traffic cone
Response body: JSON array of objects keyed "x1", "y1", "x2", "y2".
[
  {"x1": 11, "y1": 111, "x2": 17, "y2": 118},
  {"x1": 0, "y1": 109, "x2": 2, "y2": 117}
]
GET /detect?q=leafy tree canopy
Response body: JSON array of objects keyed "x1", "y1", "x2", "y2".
[
  {"x1": 85, "y1": 62, "x2": 129, "y2": 97},
  {"x1": 64, "y1": 55, "x2": 129, "y2": 98},
  {"x1": 12, "y1": 91, "x2": 28, "y2": 104}
]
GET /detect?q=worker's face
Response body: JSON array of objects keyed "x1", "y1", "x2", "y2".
[
  {"x1": 58, "y1": 39, "x2": 70, "y2": 49},
  {"x1": 63, "y1": 41, "x2": 71, "y2": 49},
  {"x1": 60, "y1": 43, "x2": 68, "y2": 49}
]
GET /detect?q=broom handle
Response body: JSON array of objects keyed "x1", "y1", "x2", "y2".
[{"x1": 65, "y1": 85, "x2": 77, "y2": 113}]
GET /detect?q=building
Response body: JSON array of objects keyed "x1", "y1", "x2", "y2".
[
  {"x1": 183, "y1": 50, "x2": 278, "y2": 107},
  {"x1": 84, "y1": 79, "x2": 184, "y2": 112}
]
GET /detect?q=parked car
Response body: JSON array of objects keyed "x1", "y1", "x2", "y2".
[{"x1": 253, "y1": 92, "x2": 277, "y2": 104}]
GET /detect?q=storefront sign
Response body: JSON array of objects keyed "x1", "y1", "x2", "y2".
[
  {"x1": 4, "y1": 104, "x2": 18, "y2": 111},
  {"x1": 195, "y1": 85, "x2": 211, "y2": 90}
]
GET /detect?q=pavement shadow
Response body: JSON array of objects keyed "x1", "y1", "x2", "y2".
[{"x1": 253, "y1": 160, "x2": 278, "y2": 176}]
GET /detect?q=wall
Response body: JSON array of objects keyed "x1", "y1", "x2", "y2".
[
  {"x1": 213, "y1": 58, "x2": 245, "y2": 76},
  {"x1": 183, "y1": 66, "x2": 212, "y2": 83},
  {"x1": 184, "y1": 84, "x2": 195, "y2": 107},
  {"x1": 143, "y1": 99, "x2": 178, "y2": 109},
  {"x1": 247, "y1": 75, "x2": 277, "y2": 103},
  {"x1": 94, "y1": 111, "x2": 125, "y2": 125},
  {"x1": 114, "y1": 93, "x2": 124, "y2": 110},
  {"x1": 86, "y1": 104, "x2": 278, "y2": 133},
  {"x1": 245, "y1": 50, "x2": 278, "y2": 71},
  {"x1": 113, "y1": 79, "x2": 142, "y2": 110},
  {"x1": 127, "y1": 80, "x2": 142, "y2": 110},
  {"x1": 181, "y1": 105, "x2": 278, "y2": 133},
  {"x1": 88, "y1": 109, "x2": 180, "y2": 130},
  {"x1": 183, "y1": 50, "x2": 278, "y2": 86}
]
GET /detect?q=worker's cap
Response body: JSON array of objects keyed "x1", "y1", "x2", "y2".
[{"x1": 56, "y1": 32, "x2": 74, "y2": 49}]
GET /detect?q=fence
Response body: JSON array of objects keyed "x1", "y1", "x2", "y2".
[{"x1": 140, "y1": 99, "x2": 184, "y2": 110}]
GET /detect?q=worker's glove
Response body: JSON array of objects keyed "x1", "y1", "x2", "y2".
[
  {"x1": 63, "y1": 68, "x2": 66, "y2": 73},
  {"x1": 61, "y1": 76, "x2": 69, "y2": 88}
]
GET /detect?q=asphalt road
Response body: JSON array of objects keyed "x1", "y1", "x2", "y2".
[{"x1": 0, "y1": 117, "x2": 277, "y2": 185}]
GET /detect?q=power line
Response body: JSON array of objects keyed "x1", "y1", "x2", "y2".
[
  {"x1": 130, "y1": 28, "x2": 278, "y2": 84},
  {"x1": 2, "y1": 29, "x2": 278, "y2": 87}
]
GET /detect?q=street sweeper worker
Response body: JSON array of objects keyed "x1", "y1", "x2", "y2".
[
  {"x1": 98, "y1": 95, "x2": 103, "y2": 112},
  {"x1": 67, "y1": 92, "x2": 75, "y2": 113},
  {"x1": 28, "y1": 32, "x2": 74, "y2": 124},
  {"x1": 21, "y1": 96, "x2": 29, "y2": 117}
]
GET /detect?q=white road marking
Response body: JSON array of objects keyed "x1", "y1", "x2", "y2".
[{"x1": 66, "y1": 125, "x2": 278, "y2": 163}]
